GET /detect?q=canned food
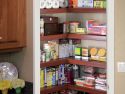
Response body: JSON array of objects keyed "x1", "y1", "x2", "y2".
[
  {"x1": 41, "y1": 51, "x2": 46, "y2": 62},
  {"x1": 63, "y1": 22, "x2": 69, "y2": 34},
  {"x1": 70, "y1": 21, "x2": 80, "y2": 33}
]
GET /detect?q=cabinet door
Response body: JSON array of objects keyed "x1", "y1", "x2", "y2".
[
  {"x1": 0, "y1": 0, "x2": 26, "y2": 50},
  {"x1": 0, "y1": 0, "x2": 7, "y2": 42},
  {"x1": 0, "y1": 0, "x2": 17, "y2": 42}
]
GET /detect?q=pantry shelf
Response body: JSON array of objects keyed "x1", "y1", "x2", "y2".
[
  {"x1": 41, "y1": 34, "x2": 106, "y2": 41},
  {"x1": 41, "y1": 34, "x2": 67, "y2": 41},
  {"x1": 67, "y1": 58, "x2": 106, "y2": 69},
  {"x1": 40, "y1": 84, "x2": 106, "y2": 94},
  {"x1": 67, "y1": 8, "x2": 106, "y2": 13},
  {"x1": 40, "y1": 85, "x2": 67, "y2": 93},
  {"x1": 68, "y1": 34, "x2": 107, "y2": 41},
  {"x1": 40, "y1": 58, "x2": 106, "y2": 68},
  {"x1": 41, "y1": 8, "x2": 106, "y2": 14},
  {"x1": 68, "y1": 84, "x2": 107, "y2": 94},
  {"x1": 40, "y1": 59, "x2": 67, "y2": 68},
  {"x1": 41, "y1": 8, "x2": 67, "y2": 14}
]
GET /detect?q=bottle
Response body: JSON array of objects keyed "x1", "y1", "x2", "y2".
[
  {"x1": 73, "y1": 65, "x2": 79, "y2": 79},
  {"x1": 44, "y1": 44, "x2": 51, "y2": 62},
  {"x1": 40, "y1": 18, "x2": 44, "y2": 36}
]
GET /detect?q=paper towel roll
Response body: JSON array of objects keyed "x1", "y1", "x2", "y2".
[
  {"x1": 40, "y1": 0, "x2": 46, "y2": 9},
  {"x1": 64, "y1": 0, "x2": 68, "y2": 7},
  {"x1": 59, "y1": 0, "x2": 65, "y2": 8},
  {"x1": 45, "y1": 0, "x2": 53, "y2": 9},
  {"x1": 60, "y1": 0, "x2": 68, "y2": 8},
  {"x1": 78, "y1": 0, "x2": 83, "y2": 7},
  {"x1": 52, "y1": 0, "x2": 59, "y2": 9}
]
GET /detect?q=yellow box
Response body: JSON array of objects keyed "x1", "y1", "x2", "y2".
[
  {"x1": 94, "y1": 1, "x2": 104, "y2": 8},
  {"x1": 76, "y1": 28, "x2": 86, "y2": 34},
  {"x1": 47, "y1": 72, "x2": 53, "y2": 86},
  {"x1": 40, "y1": 70, "x2": 44, "y2": 88}
]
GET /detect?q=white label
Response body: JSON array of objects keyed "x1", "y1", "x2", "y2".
[{"x1": 118, "y1": 62, "x2": 125, "y2": 72}]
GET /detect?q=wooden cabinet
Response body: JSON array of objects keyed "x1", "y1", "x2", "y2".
[{"x1": 0, "y1": 0, "x2": 26, "y2": 51}]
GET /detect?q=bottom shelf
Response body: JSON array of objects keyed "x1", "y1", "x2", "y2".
[
  {"x1": 40, "y1": 84, "x2": 106, "y2": 94},
  {"x1": 68, "y1": 85, "x2": 106, "y2": 94},
  {"x1": 40, "y1": 85, "x2": 67, "y2": 94}
]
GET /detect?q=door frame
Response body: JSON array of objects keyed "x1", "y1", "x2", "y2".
[
  {"x1": 33, "y1": 0, "x2": 40, "y2": 94},
  {"x1": 107, "y1": 0, "x2": 115, "y2": 94},
  {"x1": 33, "y1": 0, "x2": 115, "y2": 93}
]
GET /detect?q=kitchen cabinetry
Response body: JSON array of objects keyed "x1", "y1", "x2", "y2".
[{"x1": 0, "y1": 0, "x2": 26, "y2": 51}]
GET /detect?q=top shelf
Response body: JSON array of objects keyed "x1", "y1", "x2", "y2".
[
  {"x1": 41, "y1": 8, "x2": 106, "y2": 14},
  {"x1": 41, "y1": 34, "x2": 106, "y2": 41}
]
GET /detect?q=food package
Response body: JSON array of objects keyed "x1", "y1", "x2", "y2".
[
  {"x1": 59, "y1": 44, "x2": 70, "y2": 58},
  {"x1": 69, "y1": 0, "x2": 73, "y2": 7},
  {"x1": 84, "y1": 66, "x2": 95, "y2": 74},
  {"x1": 78, "y1": 0, "x2": 83, "y2": 7},
  {"x1": 40, "y1": 69, "x2": 44, "y2": 87},
  {"x1": 98, "y1": 48, "x2": 107, "y2": 61},
  {"x1": 88, "y1": 25, "x2": 107, "y2": 35},
  {"x1": 46, "y1": 69, "x2": 53, "y2": 86},
  {"x1": 95, "y1": 84, "x2": 107, "y2": 91},
  {"x1": 40, "y1": 0, "x2": 46, "y2": 9},
  {"x1": 70, "y1": 21, "x2": 80, "y2": 33},
  {"x1": 86, "y1": 20, "x2": 107, "y2": 35},
  {"x1": 74, "y1": 78, "x2": 85, "y2": 86},
  {"x1": 52, "y1": 0, "x2": 59, "y2": 8},
  {"x1": 45, "y1": 0, "x2": 53, "y2": 9},
  {"x1": 59, "y1": 0, "x2": 68, "y2": 8},
  {"x1": 94, "y1": 0, "x2": 105, "y2": 8},
  {"x1": 89, "y1": 47, "x2": 107, "y2": 62},
  {"x1": 76, "y1": 28, "x2": 86, "y2": 34},
  {"x1": 74, "y1": 47, "x2": 82, "y2": 60},
  {"x1": 95, "y1": 77, "x2": 107, "y2": 85},
  {"x1": 82, "y1": 48, "x2": 89, "y2": 61},
  {"x1": 74, "y1": 47, "x2": 82, "y2": 56},
  {"x1": 98, "y1": 73, "x2": 106, "y2": 79},
  {"x1": 78, "y1": 0, "x2": 94, "y2": 8},
  {"x1": 81, "y1": 0, "x2": 94, "y2": 8},
  {"x1": 74, "y1": 76, "x2": 95, "y2": 88},
  {"x1": 72, "y1": 0, "x2": 78, "y2": 8}
]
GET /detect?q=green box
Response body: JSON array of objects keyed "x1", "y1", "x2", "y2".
[{"x1": 74, "y1": 47, "x2": 82, "y2": 56}]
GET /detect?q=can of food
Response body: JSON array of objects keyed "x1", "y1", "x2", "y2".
[
  {"x1": 63, "y1": 22, "x2": 70, "y2": 34},
  {"x1": 70, "y1": 21, "x2": 80, "y2": 33},
  {"x1": 41, "y1": 51, "x2": 46, "y2": 62},
  {"x1": 40, "y1": 18, "x2": 44, "y2": 36},
  {"x1": 43, "y1": 44, "x2": 51, "y2": 62}
]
